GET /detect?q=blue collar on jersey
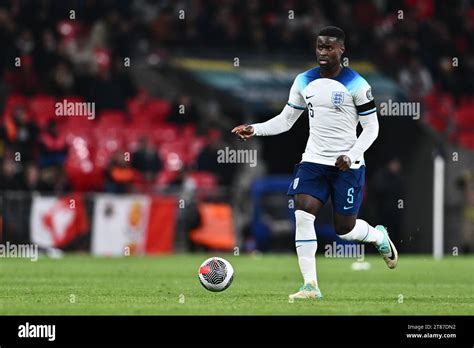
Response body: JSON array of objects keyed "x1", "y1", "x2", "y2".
[{"x1": 297, "y1": 66, "x2": 363, "y2": 94}]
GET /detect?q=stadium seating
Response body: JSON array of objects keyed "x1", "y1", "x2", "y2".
[
  {"x1": 129, "y1": 97, "x2": 171, "y2": 126},
  {"x1": 4, "y1": 94, "x2": 28, "y2": 113},
  {"x1": 189, "y1": 171, "x2": 219, "y2": 199},
  {"x1": 97, "y1": 110, "x2": 128, "y2": 127},
  {"x1": 425, "y1": 91, "x2": 474, "y2": 150},
  {"x1": 2, "y1": 92, "x2": 220, "y2": 191},
  {"x1": 155, "y1": 169, "x2": 179, "y2": 188},
  {"x1": 28, "y1": 95, "x2": 57, "y2": 128}
]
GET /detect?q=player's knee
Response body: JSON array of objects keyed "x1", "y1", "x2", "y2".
[
  {"x1": 334, "y1": 220, "x2": 356, "y2": 235},
  {"x1": 295, "y1": 198, "x2": 316, "y2": 216},
  {"x1": 295, "y1": 205, "x2": 313, "y2": 216}
]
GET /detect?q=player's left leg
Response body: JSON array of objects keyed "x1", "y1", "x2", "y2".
[{"x1": 331, "y1": 166, "x2": 398, "y2": 268}]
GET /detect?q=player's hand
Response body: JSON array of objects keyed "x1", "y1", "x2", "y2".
[
  {"x1": 231, "y1": 124, "x2": 254, "y2": 141},
  {"x1": 335, "y1": 155, "x2": 351, "y2": 171}
]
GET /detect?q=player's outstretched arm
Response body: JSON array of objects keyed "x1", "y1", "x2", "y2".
[{"x1": 232, "y1": 104, "x2": 304, "y2": 140}]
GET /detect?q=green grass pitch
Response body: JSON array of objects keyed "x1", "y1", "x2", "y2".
[{"x1": 1, "y1": 254, "x2": 473, "y2": 315}]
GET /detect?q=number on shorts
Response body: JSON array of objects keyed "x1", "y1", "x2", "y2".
[{"x1": 347, "y1": 187, "x2": 354, "y2": 204}]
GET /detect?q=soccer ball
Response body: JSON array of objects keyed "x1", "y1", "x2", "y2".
[{"x1": 198, "y1": 257, "x2": 234, "y2": 292}]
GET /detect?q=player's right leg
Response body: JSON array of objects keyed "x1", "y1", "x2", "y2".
[
  {"x1": 289, "y1": 193, "x2": 324, "y2": 300},
  {"x1": 287, "y1": 162, "x2": 330, "y2": 300}
]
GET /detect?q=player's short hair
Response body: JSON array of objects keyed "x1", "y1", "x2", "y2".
[{"x1": 318, "y1": 26, "x2": 345, "y2": 43}]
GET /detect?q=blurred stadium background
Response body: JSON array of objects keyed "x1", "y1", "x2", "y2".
[{"x1": 0, "y1": 0, "x2": 473, "y2": 258}]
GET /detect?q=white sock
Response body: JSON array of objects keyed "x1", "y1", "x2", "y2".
[
  {"x1": 295, "y1": 210, "x2": 318, "y2": 285},
  {"x1": 338, "y1": 219, "x2": 384, "y2": 245}
]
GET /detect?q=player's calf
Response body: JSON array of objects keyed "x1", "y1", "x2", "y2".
[
  {"x1": 334, "y1": 218, "x2": 356, "y2": 236},
  {"x1": 294, "y1": 210, "x2": 319, "y2": 286}
]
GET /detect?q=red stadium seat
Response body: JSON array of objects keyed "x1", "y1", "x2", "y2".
[
  {"x1": 123, "y1": 127, "x2": 150, "y2": 152},
  {"x1": 65, "y1": 135, "x2": 104, "y2": 191},
  {"x1": 208, "y1": 128, "x2": 222, "y2": 141},
  {"x1": 137, "y1": 99, "x2": 171, "y2": 124},
  {"x1": 127, "y1": 90, "x2": 149, "y2": 119},
  {"x1": 54, "y1": 97, "x2": 93, "y2": 132},
  {"x1": 455, "y1": 105, "x2": 474, "y2": 130},
  {"x1": 97, "y1": 110, "x2": 128, "y2": 127},
  {"x1": 424, "y1": 91, "x2": 455, "y2": 134},
  {"x1": 459, "y1": 96, "x2": 474, "y2": 108},
  {"x1": 426, "y1": 110, "x2": 447, "y2": 133},
  {"x1": 68, "y1": 132, "x2": 95, "y2": 153},
  {"x1": 150, "y1": 123, "x2": 178, "y2": 145},
  {"x1": 182, "y1": 124, "x2": 196, "y2": 138},
  {"x1": 93, "y1": 129, "x2": 124, "y2": 169},
  {"x1": 459, "y1": 132, "x2": 474, "y2": 150},
  {"x1": 189, "y1": 136, "x2": 208, "y2": 164},
  {"x1": 188, "y1": 171, "x2": 219, "y2": 200},
  {"x1": 29, "y1": 95, "x2": 56, "y2": 128},
  {"x1": 4, "y1": 94, "x2": 27, "y2": 113},
  {"x1": 155, "y1": 170, "x2": 180, "y2": 188},
  {"x1": 158, "y1": 140, "x2": 189, "y2": 171},
  {"x1": 189, "y1": 171, "x2": 218, "y2": 189},
  {"x1": 132, "y1": 171, "x2": 151, "y2": 193},
  {"x1": 94, "y1": 148, "x2": 115, "y2": 169},
  {"x1": 67, "y1": 115, "x2": 94, "y2": 130}
]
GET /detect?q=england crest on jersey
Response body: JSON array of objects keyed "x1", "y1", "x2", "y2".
[{"x1": 332, "y1": 91, "x2": 344, "y2": 108}]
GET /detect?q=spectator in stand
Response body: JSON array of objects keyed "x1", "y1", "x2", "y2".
[
  {"x1": 0, "y1": 0, "x2": 471, "y2": 110},
  {"x1": 3, "y1": 54, "x2": 41, "y2": 95},
  {"x1": 35, "y1": 166, "x2": 71, "y2": 193},
  {"x1": 48, "y1": 60, "x2": 77, "y2": 96},
  {"x1": 105, "y1": 151, "x2": 137, "y2": 193},
  {"x1": 167, "y1": 95, "x2": 201, "y2": 125},
  {"x1": 399, "y1": 56, "x2": 433, "y2": 101},
  {"x1": 372, "y1": 158, "x2": 404, "y2": 243},
  {"x1": 457, "y1": 169, "x2": 474, "y2": 253},
  {"x1": 20, "y1": 119, "x2": 72, "y2": 194},
  {"x1": 196, "y1": 132, "x2": 234, "y2": 186},
  {"x1": 38, "y1": 120, "x2": 67, "y2": 169},
  {"x1": 164, "y1": 166, "x2": 202, "y2": 252},
  {"x1": 0, "y1": 0, "x2": 471, "y2": 197},
  {"x1": 4, "y1": 105, "x2": 38, "y2": 163},
  {"x1": 131, "y1": 136, "x2": 163, "y2": 182},
  {"x1": 0, "y1": 123, "x2": 7, "y2": 159},
  {"x1": 0, "y1": 156, "x2": 23, "y2": 191},
  {"x1": 80, "y1": 53, "x2": 136, "y2": 113},
  {"x1": 33, "y1": 29, "x2": 60, "y2": 84},
  {"x1": 17, "y1": 162, "x2": 70, "y2": 193},
  {"x1": 21, "y1": 162, "x2": 43, "y2": 191}
]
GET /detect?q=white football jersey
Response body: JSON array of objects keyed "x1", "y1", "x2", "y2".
[{"x1": 287, "y1": 66, "x2": 376, "y2": 168}]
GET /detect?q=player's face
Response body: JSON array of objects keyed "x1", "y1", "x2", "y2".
[{"x1": 316, "y1": 36, "x2": 344, "y2": 69}]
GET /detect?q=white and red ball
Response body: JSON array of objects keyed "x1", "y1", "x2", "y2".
[{"x1": 198, "y1": 257, "x2": 234, "y2": 292}]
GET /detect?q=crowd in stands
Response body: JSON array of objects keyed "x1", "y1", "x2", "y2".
[
  {"x1": 0, "y1": 0, "x2": 473, "y2": 194},
  {"x1": 0, "y1": 0, "x2": 238, "y2": 194},
  {"x1": 0, "y1": 89, "x2": 230, "y2": 194},
  {"x1": 139, "y1": 0, "x2": 473, "y2": 99},
  {"x1": 141, "y1": 0, "x2": 474, "y2": 145}
]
